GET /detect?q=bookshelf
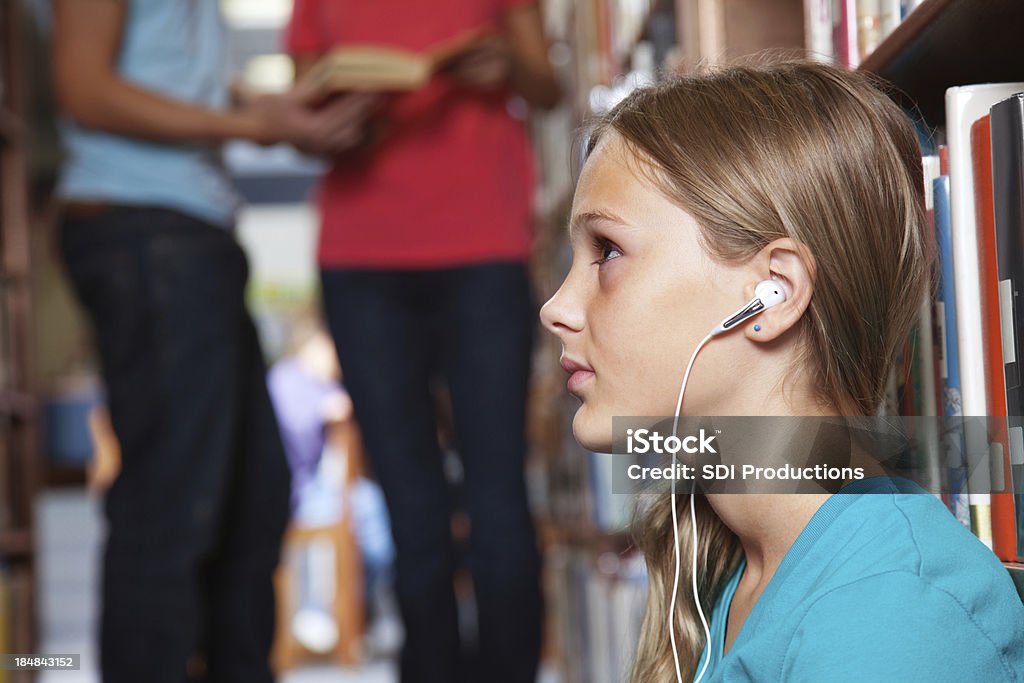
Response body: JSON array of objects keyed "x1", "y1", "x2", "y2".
[
  {"x1": 852, "y1": 0, "x2": 1024, "y2": 576},
  {"x1": 0, "y1": 0, "x2": 40, "y2": 679},
  {"x1": 859, "y1": 0, "x2": 1024, "y2": 128}
]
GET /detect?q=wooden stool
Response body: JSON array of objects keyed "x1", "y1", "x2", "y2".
[
  {"x1": 271, "y1": 416, "x2": 368, "y2": 673},
  {"x1": 271, "y1": 516, "x2": 364, "y2": 670}
]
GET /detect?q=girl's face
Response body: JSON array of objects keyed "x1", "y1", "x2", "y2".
[{"x1": 540, "y1": 132, "x2": 762, "y2": 452}]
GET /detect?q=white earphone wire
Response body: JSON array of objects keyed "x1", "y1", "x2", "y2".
[{"x1": 669, "y1": 331, "x2": 714, "y2": 683}]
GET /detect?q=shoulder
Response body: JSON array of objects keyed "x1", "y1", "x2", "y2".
[
  {"x1": 774, "y1": 489, "x2": 1024, "y2": 681},
  {"x1": 781, "y1": 568, "x2": 1024, "y2": 682},
  {"x1": 830, "y1": 488, "x2": 1005, "y2": 584}
]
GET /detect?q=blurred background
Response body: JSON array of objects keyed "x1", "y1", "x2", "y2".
[{"x1": 0, "y1": 0, "x2": 979, "y2": 681}]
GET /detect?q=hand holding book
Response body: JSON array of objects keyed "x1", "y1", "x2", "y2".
[
  {"x1": 233, "y1": 80, "x2": 383, "y2": 155},
  {"x1": 299, "y1": 27, "x2": 503, "y2": 98},
  {"x1": 437, "y1": 35, "x2": 513, "y2": 91}
]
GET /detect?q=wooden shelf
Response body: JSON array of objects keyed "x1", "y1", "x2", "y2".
[
  {"x1": 858, "y1": 0, "x2": 1024, "y2": 127},
  {"x1": 0, "y1": 527, "x2": 32, "y2": 559},
  {"x1": 0, "y1": 389, "x2": 35, "y2": 420},
  {"x1": 537, "y1": 516, "x2": 634, "y2": 549},
  {"x1": 0, "y1": 105, "x2": 22, "y2": 144},
  {"x1": 45, "y1": 460, "x2": 89, "y2": 488}
]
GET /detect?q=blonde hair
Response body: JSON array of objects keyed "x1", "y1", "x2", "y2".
[{"x1": 584, "y1": 56, "x2": 937, "y2": 682}]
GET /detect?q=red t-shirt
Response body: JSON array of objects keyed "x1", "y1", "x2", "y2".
[{"x1": 285, "y1": 0, "x2": 538, "y2": 269}]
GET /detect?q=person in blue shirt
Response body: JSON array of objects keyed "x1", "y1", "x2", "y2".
[
  {"x1": 540, "y1": 57, "x2": 1024, "y2": 682},
  {"x1": 48, "y1": 1, "x2": 378, "y2": 681}
]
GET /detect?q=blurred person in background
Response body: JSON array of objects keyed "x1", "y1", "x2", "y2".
[
  {"x1": 285, "y1": 2, "x2": 561, "y2": 682},
  {"x1": 48, "y1": 0, "x2": 378, "y2": 681},
  {"x1": 266, "y1": 317, "x2": 398, "y2": 656}
]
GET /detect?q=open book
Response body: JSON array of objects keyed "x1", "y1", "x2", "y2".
[{"x1": 301, "y1": 29, "x2": 492, "y2": 96}]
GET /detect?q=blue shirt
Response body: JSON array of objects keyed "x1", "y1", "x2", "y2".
[
  {"x1": 695, "y1": 476, "x2": 1024, "y2": 682},
  {"x1": 58, "y1": 0, "x2": 239, "y2": 227}
]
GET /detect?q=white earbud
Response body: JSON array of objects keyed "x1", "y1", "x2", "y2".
[{"x1": 709, "y1": 278, "x2": 788, "y2": 337}]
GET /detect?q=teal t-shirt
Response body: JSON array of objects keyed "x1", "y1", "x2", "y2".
[{"x1": 694, "y1": 476, "x2": 1024, "y2": 682}]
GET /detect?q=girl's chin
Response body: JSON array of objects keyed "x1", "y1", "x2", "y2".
[{"x1": 571, "y1": 405, "x2": 613, "y2": 453}]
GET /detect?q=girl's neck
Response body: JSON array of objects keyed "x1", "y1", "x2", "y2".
[
  {"x1": 708, "y1": 492, "x2": 830, "y2": 587},
  {"x1": 706, "y1": 396, "x2": 844, "y2": 585}
]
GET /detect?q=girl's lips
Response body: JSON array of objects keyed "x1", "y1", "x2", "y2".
[
  {"x1": 567, "y1": 369, "x2": 595, "y2": 394},
  {"x1": 559, "y1": 355, "x2": 594, "y2": 375},
  {"x1": 560, "y1": 355, "x2": 595, "y2": 395}
]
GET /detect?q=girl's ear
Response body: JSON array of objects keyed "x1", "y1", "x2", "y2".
[{"x1": 744, "y1": 239, "x2": 815, "y2": 342}]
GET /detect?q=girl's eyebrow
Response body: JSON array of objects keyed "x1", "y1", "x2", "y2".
[{"x1": 568, "y1": 209, "x2": 631, "y2": 239}]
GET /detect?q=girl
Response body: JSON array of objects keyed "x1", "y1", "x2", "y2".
[{"x1": 540, "y1": 58, "x2": 1024, "y2": 682}]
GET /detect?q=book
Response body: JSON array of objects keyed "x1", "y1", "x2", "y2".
[
  {"x1": 901, "y1": 0, "x2": 926, "y2": 15},
  {"x1": 831, "y1": 0, "x2": 859, "y2": 68},
  {"x1": 917, "y1": 154, "x2": 944, "y2": 495},
  {"x1": 856, "y1": 0, "x2": 882, "y2": 60},
  {"x1": 804, "y1": 0, "x2": 834, "y2": 62},
  {"x1": 880, "y1": 0, "x2": 902, "y2": 39},
  {"x1": 990, "y1": 92, "x2": 1024, "y2": 559},
  {"x1": 301, "y1": 29, "x2": 492, "y2": 96},
  {"x1": 934, "y1": 174, "x2": 971, "y2": 529},
  {"x1": 609, "y1": 554, "x2": 647, "y2": 681},
  {"x1": 945, "y1": 83, "x2": 1024, "y2": 549},
  {"x1": 555, "y1": 547, "x2": 646, "y2": 683},
  {"x1": 971, "y1": 112, "x2": 1017, "y2": 561},
  {"x1": 587, "y1": 451, "x2": 635, "y2": 532}
]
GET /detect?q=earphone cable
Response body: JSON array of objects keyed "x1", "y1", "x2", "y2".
[{"x1": 669, "y1": 331, "x2": 714, "y2": 683}]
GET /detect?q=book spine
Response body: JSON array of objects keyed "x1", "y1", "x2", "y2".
[
  {"x1": 880, "y1": 0, "x2": 902, "y2": 39},
  {"x1": 856, "y1": 0, "x2": 882, "y2": 60},
  {"x1": 920, "y1": 155, "x2": 944, "y2": 497},
  {"x1": 804, "y1": 0, "x2": 834, "y2": 62},
  {"x1": 832, "y1": 0, "x2": 859, "y2": 68},
  {"x1": 902, "y1": 0, "x2": 926, "y2": 15},
  {"x1": 971, "y1": 113, "x2": 1017, "y2": 559},
  {"x1": 991, "y1": 93, "x2": 1024, "y2": 560},
  {"x1": 935, "y1": 174, "x2": 971, "y2": 528}
]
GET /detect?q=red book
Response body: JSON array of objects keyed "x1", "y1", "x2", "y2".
[
  {"x1": 971, "y1": 114, "x2": 1017, "y2": 561},
  {"x1": 832, "y1": 0, "x2": 859, "y2": 68}
]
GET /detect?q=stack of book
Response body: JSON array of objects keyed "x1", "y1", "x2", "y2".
[
  {"x1": 805, "y1": 0, "x2": 929, "y2": 67},
  {"x1": 887, "y1": 82, "x2": 1024, "y2": 563},
  {"x1": 548, "y1": 546, "x2": 647, "y2": 683}
]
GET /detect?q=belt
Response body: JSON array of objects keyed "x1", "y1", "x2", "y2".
[{"x1": 60, "y1": 200, "x2": 115, "y2": 219}]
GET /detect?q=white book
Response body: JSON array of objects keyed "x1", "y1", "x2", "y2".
[
  {"x1": 804, "y1": 0, "x2": 834, "y2": 62},
  {"x1": 857, "y1": 0, "x2": 882, "y2": 59},
  {"x1": 880, "y1": 0, "x2": 902, "y2": 38},
  {"x1": 585, "y1": 567, "x2": 613, "y2": 683},
  {"x1": 945, "y1": 82, "x2": 1024, "y2": 549}
]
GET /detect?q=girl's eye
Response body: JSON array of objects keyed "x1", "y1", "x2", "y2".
[{"x1": 590, "y1": 236, "x2": 623, "y2": 266}]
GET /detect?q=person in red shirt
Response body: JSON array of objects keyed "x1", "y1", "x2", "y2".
[{"x1": 285, "y1": 2, "x2": 560, "y2": 682}]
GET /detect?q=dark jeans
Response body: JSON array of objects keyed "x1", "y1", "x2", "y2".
[
  {"x1": 59, "y1": 207, "x2": 291, "y2": 683},
  {"x1": 321, "y1": 262, "x2": 543, "y2": 683}
]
